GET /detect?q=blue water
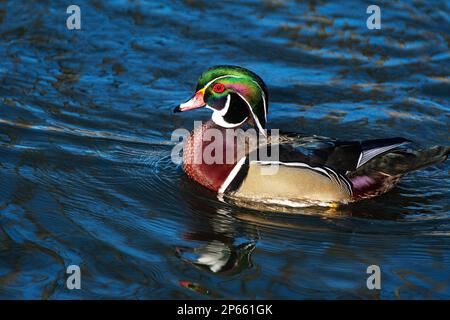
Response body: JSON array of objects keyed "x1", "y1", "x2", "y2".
[{"x1": 0, "y1": 0, "x2": 449, "y2": 299}]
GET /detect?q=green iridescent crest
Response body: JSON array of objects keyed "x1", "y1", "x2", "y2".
[{"x1": 196, "y1": 65, "x2": 269, "y2": 131}]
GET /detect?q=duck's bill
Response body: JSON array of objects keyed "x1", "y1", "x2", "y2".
[{"x1": 174, "y1": 89, "x2": 206, "y2": 113}]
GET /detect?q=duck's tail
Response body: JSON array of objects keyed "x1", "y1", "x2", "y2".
[
  {"x1": 349, "y1": 145, "x2": 449, "y2": 201},
  {"x1": 372, "y1": 145, "x2": 449, "y2": 176}
]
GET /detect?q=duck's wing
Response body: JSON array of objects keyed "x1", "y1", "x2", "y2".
[
  {"x1": 277, "y1": 134, "x2": 412, "y2": 174},
  {"x1": 242, "y1": 134, "x2": 413, "y2": 202}
]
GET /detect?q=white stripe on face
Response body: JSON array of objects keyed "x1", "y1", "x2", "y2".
[
  {"x1": 235, "y1": 92, "x2": 266, "y2": 136},
  {"x1": 207, "y1": 94, "x2": 249, "y2": 128},
  {"x1": 203, "y1": 74, "x2": 241, "y2": 91}
]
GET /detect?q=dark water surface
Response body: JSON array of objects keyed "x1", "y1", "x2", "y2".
[{"x1": 0, "y1": 0, "x2": 449, "y2": 299}]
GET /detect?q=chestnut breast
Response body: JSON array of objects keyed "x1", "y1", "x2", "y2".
[{"x1": 182, "y1": 121, "x2": 238, "y2": 191}]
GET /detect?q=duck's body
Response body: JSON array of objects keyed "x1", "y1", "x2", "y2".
[
  {"x1": 175, "y1": 66, "x2": 449, "y2": 207},
  {"x1": 182, "y1": 120, "x2": 448, "y2": 206}
]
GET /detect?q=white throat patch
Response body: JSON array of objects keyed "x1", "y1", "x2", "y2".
[{"x1": 208, "y1": 94, "x2": 248, "y2": 128}]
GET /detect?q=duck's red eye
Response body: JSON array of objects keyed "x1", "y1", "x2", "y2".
[{"x1": 212, "y1": 83, "x2": 225, "y2": 93}]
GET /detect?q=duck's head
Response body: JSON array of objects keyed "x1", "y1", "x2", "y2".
[{"x1": 174, "y1": 65, "x2": 268, "y2": 133}]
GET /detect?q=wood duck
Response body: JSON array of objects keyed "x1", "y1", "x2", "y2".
[{"x1": 174, "y1": 65, "x2": 449, "y2": 207}]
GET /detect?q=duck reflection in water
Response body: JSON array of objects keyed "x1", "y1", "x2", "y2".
[{"x1": 175, "y1": 176, "x2": 258, "y2": 276}]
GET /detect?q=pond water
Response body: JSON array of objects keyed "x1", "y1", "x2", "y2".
[{"x1": 0, "y1": 0, "x2": 449, "y2": 299}]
